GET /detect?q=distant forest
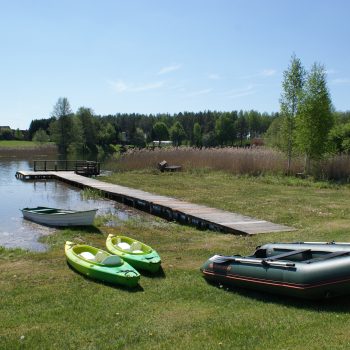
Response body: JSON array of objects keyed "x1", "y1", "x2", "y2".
[
  {"x1": 27, "y1": 106, "x2": 279, "y2": 152},
  {"x1": 2, "y1": 104, "x2": 350, "y2": 158}
]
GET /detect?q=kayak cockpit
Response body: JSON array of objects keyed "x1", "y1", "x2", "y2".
[{"x1": 74, "y1": 246, "x2": 123, "y2": 266}]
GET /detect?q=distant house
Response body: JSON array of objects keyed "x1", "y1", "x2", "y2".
[
  {"x1": 0, "y1": 126, "x2": 11, "y2": 131},
  {"x1": 152, "y1": 140, "x2": 172, "y2": 147}
]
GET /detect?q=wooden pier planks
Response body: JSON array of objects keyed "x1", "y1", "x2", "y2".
[{"x1": 15, "y1": 170, "x2": 294, "y2": 235}]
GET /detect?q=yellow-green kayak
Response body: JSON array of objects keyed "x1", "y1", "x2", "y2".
[
  {"x1": 106, "y1": 234, "x2": 161, "y2": 273},
  {"x1": 65, "y1": 241, "x2": 140, "y2": 287}
]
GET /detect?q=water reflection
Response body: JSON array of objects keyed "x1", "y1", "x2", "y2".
[{"x1": 0, "y1": 158, "x2": 137, "y2": 251}]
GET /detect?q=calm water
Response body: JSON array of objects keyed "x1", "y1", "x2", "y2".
[{"x1": 0, "y1": 158, "x2": 135, "y2": 251}]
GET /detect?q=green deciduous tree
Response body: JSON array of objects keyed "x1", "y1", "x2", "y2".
[
  {"x1": 130, "y1": 127, "x2": 146, "y2": 148},
  {"x1": 170, "y1": 121, "x2": 186, "y2": 147},
  {"x1": 264, "y1": 116, "x2": 284, "y2": 149},
  {"x1": 215, "y1": 113, "x2": 235, "y2": 146},
  {"x1": 152, "y1": 122, "x2": 169, "y2": 146},
  {"x1": 98, "y1": 122, "x2": 116, "y2": 146},
  {"x1": 234, "y1": 111, "x2": 248, "y2": 146},
  {"x1": 76, "y1": 107, "x2": 98, "y2": 153},
  {"x1": 295, "y1": 63, "x2": 333, "y2": 173},
  {"x1": 0, "y1": 128, "x2": 13, "y2": 140},
  {"x1": 328, "y1": 123, "x2": 350, "y2": 154},
  {"x1": 32, "y1": 129, "x2": 50, "y2": 144},
  {"x1": 280, "y1": 54, "x2": 306, "y2": 173},
  {"x1": 193, "y1": 122, "x2": 202, "y2": 148},
  {"x1": 49, "y1": 97, "x2": 75, "y2": 153}
]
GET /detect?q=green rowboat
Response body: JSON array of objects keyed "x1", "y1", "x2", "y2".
[
  {"x1": 106, "y1": 234, "x2": 161, "y2": 273},
  {"x1": 65, "y1": 241, "x2": 140, "y2": 287}
]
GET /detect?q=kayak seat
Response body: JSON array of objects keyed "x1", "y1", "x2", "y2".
[
  {"x1": 80, "y1": 251, "x2": 96, "y2": 261},
  {"x1": 102, "y1": 255, "x2": 123, "y2": 266},
  {"x1": 131, "y1": 242, "x2": 142, "y2": 253},
  {"x1": 95, "y1": 251, "x2": 109, "y2": 263},
  {"x1": 117, "y1": 242, "x2": 131, "y2": 251}
]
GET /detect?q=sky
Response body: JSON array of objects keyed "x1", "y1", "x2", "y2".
[{"x1": 1, "y1": 0, "x2": 350, "y2": 129}]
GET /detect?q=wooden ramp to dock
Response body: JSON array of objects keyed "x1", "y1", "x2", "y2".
[{"x1": 15, "y1": 170, "x2": 294, "y2": 235}]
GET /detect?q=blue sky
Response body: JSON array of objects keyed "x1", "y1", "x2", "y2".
[{"x1": 1, "y1": 0, "x2": 350, "y2": 129}]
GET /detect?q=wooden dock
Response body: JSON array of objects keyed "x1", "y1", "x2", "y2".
[{"x1": 15, "y1": 170, "x2": 294, "y2": 235}]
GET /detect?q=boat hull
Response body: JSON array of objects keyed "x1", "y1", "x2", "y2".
[
  {"x1": 201, "y1": 242, "x2": 350, "y2": 299},
  {"x1": 22, "y1": 207, "x2": 97, "y2": 226},
  {"x1": 106, "y1": 234, "x2": 161, "y2": 273},
  {"x1": 65, "y1": 242, "x2": 140, "y2": 287}
]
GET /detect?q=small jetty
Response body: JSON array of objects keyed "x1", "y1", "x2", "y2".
[{"x1": 15, "y1": 170, "x2": 294, "y2": 235}]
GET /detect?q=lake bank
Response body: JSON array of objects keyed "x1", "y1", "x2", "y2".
[
  {"x1": 0, "y1": 158, "x2": 142, "y2": 251},
  {"x1": 2, "y1": 170, "x2": 350, "y2": 348}
]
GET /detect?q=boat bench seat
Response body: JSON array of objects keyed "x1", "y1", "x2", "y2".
[
  {"x1": 304, "y1": 250, "x2": 350, "y2": 263},
  {"x1": 266, "y1": 249, "x2": 311, "y2": 261}
]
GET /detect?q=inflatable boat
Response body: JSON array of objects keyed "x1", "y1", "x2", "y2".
[{"x1": 201, "y1": 242, "x2": 350, "y2": 299}]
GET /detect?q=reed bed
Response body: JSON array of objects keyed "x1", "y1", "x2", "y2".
[
  {"x1": 105, "y1": 147, "x2": 350, "y2": 181},
  {"x1": 318, "y1": 154, "x2": 350, "y2": 181},
  {"x1": 106, "y1": 147, "x2": 303, "y2": 176}
]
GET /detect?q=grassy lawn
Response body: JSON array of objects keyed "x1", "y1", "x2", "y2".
[
  {"x1": 0, "y1": 140, "x2": 54, "y2": 149},
  {"x1": 2, "y1": 170, "x2": 350, "y2": 349}
]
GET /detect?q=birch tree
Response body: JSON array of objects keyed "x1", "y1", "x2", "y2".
[
  {"x1": 280, "y1": 54, "x2": 306, "y2": 173},
  {"x1": 295, "y1": 63, "x2": 333, "y2": 173}
]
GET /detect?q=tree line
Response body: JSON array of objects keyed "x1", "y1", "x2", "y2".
[{"x1": 28, "y1": 101, "x2": 279, "y2": 153}]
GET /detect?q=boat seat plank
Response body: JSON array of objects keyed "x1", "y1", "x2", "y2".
[
  {"x1": 266, "y1": 249, "x2": 311, "y2": 261},
  {"x1": 305, "y1": 250, "x2": 350, "y2": 264}
]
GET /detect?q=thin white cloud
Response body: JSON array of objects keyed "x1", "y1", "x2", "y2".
[
  {"x1": 228, "y1": 90, "x2": 256, "y2": 99},
  {"x1": 186, "y1": 88, "x2": 212, "y2": 97},
  {"x1": 157, "y1": 64, "x2": 181, "y2": 75},
  {"x1": 109, "y1": 79, "x2": 164, "y2": 93},
  {"x1": 331, "y1": 78, "x2": 350, "y2": 85},
  {"x1": 260, "y1": 69, "x2": 277, "y2": 77},
  {"x1": 208, "y1": 73, "x2": 220, "y2": 80},
  {"x1": 239, "y1": 69, "x2": 277, "y2": 80},
  {"x1": 110, "y1": 80, "x2": 128, "y2": 93},
  {"x1": 225, "y1": 85, "x2": 257, "y2": 99},
  {"x1": 132, "y1": 81, "x2": 164, "y2": 91},
  {"x1": 326, "y1": 69, "x2": 338, "y2": 75}
]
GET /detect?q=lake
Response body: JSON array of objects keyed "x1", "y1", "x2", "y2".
[{"x1": 0, "y1": 158, "x2": 135, "y2": 251}]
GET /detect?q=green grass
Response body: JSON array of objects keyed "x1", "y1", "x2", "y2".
[
  {"x1": 0, "y1": 140, "x2": 39, "y2": 148},
  {"x1": 2, "y1": 170, "x2": 350, "y2": 349},
  {"x1": 80, "y1": 187, "x2": 104, "y2": 200}
]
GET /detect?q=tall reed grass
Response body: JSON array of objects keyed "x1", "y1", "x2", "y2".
[{"x1": 104, "y1": 147, "x2": 350, "y2": 181}]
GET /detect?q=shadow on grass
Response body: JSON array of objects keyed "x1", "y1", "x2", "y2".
[
  {"x1": 58, "y1": 225, "x2": 103, "y2": 234},
  {"x1": 67, "y1": 262, "x2": 144, "y2": 293},
  {"x1": 205, "y1": 280, "x2": 350, "y2": 313},
  {"x1": 140, "y1": 266, "x2": 166, "y2": 279}
]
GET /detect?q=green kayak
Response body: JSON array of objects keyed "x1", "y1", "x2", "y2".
[
  {"x1": 106, "y1": 234, "x2": 161, "y2": 273},
  {"x1": 65, "y1": 241, "x2": 140, "y2": 287}
]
